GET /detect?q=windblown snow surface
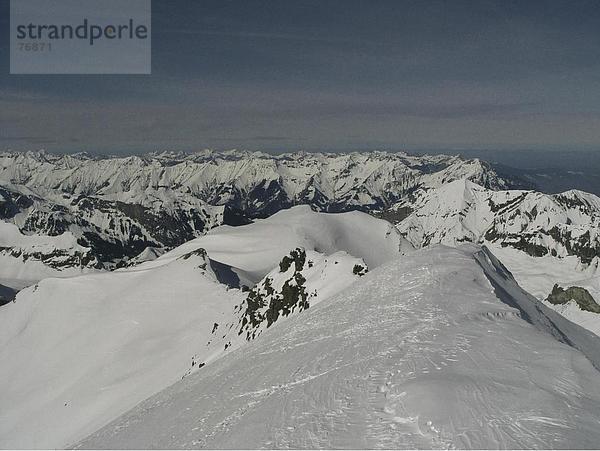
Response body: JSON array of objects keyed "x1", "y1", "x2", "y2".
[{"x1": 77, "y1": 245, "x2": 600, "y2": 450}]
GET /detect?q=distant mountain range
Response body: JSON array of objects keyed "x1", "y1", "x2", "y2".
[
  {"x1": 435, "y1": 149, "x2": 600, "y2": 196},
  {"x1": 1, "y1": 150, "x2": 598, "y2": 291},
  {"x1": 1, "y1": 150, "x2": 599, "y2": 279},
  {"x1": 0, "y1": 149, "x2": 528, "y2": 268},
  {"x1": 397, "y1": 179, "x2": 600, "y2": 265}
]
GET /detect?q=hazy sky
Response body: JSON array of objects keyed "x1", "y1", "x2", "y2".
[{"x1": 2, "y1": 0, "x2": 600, "y2": 154}]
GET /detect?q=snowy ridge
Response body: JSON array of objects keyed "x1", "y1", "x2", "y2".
[
  {"x1": 396, "y1": 182, "x2": 600, "y2": 336},
  {"x1": 475, "y1": 246, "x2": 600, "y2": 370},
  {"x1": 140, "y1": 205, "x2": 412, "y2": 281},
  {"x1": 76, "y1": 245, "x2": 600, "y2": 449},
  {"x1": 485, "y1": 244, "x2": 600, "y2": 336},
  {"x1": 0, "y1": 207, "x2": 403, "y2": 448}
]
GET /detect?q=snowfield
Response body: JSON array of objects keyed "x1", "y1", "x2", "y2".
[
  {"x1": 0, "y1": 207, "x2": 405, "y2": 449},
  {"x1": 77, "y1": 245, "x2": 600, "y2": 450}
]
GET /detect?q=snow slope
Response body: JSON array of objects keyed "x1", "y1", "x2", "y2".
[
  {"x1": 0, "y1": 207, "x2": 401, "y2": 449},
  {"x1": 141, "y1": 205, "x2": 412, "y2": 282},
  {"x1": 0, "y1": 250, "x2": 244, "y2": 449},
  {"x1": 77, "y1": 245, "x2": 600, "y2": 449},
  {"x1": 488, "y1": 244, "x2": 600, "y2": 336}
]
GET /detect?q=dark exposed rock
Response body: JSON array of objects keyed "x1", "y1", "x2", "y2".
[
  {"x1": 238, "y1": 249, "x2": 310, "y2": 341},
  {"x1": 0, "y1": 284, "x2": 18, "y2": 306},
  {"x1": 0, "y1": 187, "x2": 34, "y2": 220},
  {"x1": 546, "y1": 284, "x2": 600, "y2": 314},
  {"x1": 371, "y1": 206, "x2": 413, "y2": 223},
  {"x1": 547, "y1": 227, "x2": 600, "y2": 265},
  {"x1": 279, "y1": 248, "x2": 306, "y2": 273},
  {"x1": 353, "y1": 264, "x2": 368, "y2": 276},
  {"x1": 179, "y1": 248, "x2": 208, "y2": 260},
  {"x1": 222, "y1": 206, "x2": 252, "y2": 227},
  {"x1": 265, "y1": 273, "x2": 309, "y2": 328},
  {"x1": 0, "y1": 238, "x2": 100, "y2": 270}
]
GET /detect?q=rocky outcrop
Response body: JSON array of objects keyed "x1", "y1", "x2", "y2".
[
  {"x1": 546, "y1": 284, "x2": 600, "y2": 314},
  {"x1": 238, "y1": 248, "x2": 311, "y2": 341}
]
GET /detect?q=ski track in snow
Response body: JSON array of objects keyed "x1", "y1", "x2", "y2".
[{"x1": 76, "y1": 246, "x2": 600, "y2": 449}]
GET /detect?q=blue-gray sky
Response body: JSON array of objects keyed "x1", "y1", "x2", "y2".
[{"x1": 2, "y1": 0, "x2": 600, "y2": 154}]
